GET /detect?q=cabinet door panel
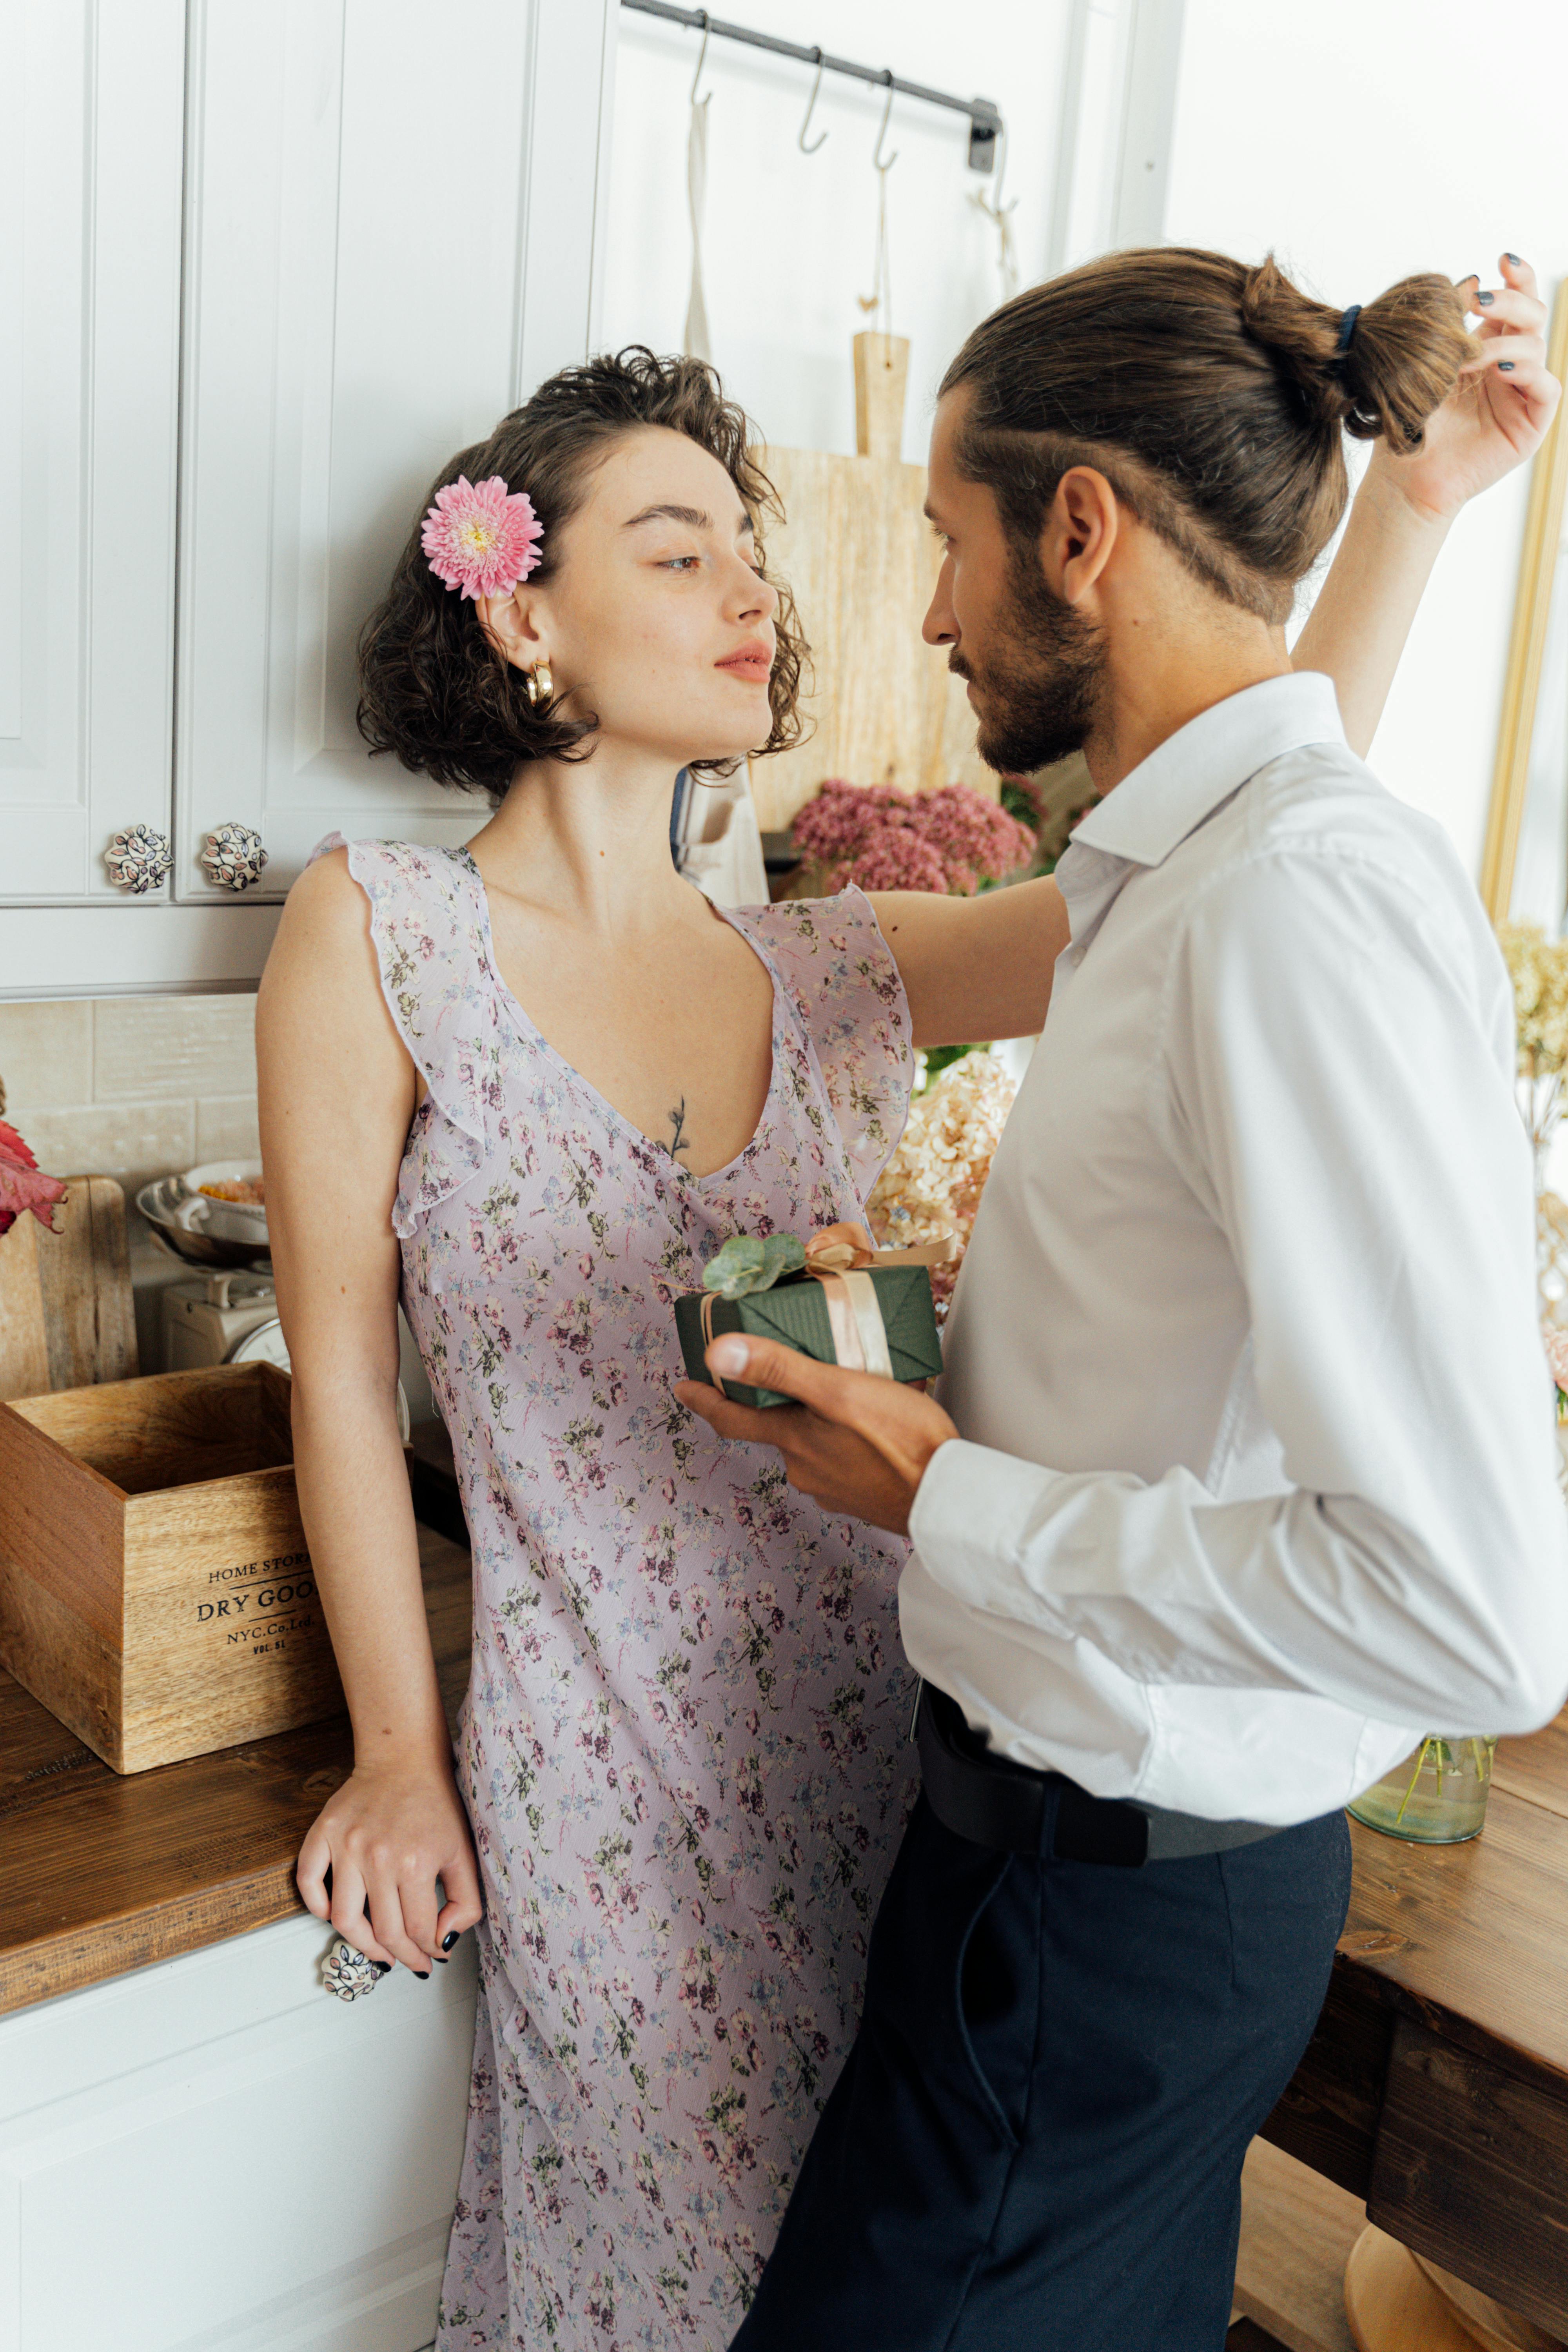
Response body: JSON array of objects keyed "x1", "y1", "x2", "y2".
[
  {"x1": 0, "y1": 1915, "x2": 477, "y2": 2351},
  {"x1": 176, "y1": 0, "x2": 617, "y2": 903},
  {"x1": 0, "y1": 0, "x2": 184, "y2": 904}
]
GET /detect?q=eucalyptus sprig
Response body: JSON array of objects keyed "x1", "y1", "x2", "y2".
[{"x1": 701, "y1": 1233, "x2": 807, "y2": 1300}]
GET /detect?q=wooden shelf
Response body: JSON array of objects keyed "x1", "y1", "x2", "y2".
[
  {"x1": 1234, "y1": 2136, "x2": 1363, "y2": 2352},
  {"x1": 1261, "y1": 1722, "x2": 1568, "y2": 2340}
]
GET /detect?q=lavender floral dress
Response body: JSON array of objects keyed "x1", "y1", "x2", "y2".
[{"x1": 321, "y1": 839, "x2": 921, "y2": 2352}]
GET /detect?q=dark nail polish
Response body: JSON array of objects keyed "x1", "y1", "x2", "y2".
[
  {"x1": 434, "y1": 1955, "x2": 449, "y2": 1965},
  {"x1": 1478, "y1": 290, "x2": 1494, "y2": 306},
  {"x1": 441, "y1": 1929, "x2": 460, "y2": 1952},
  {"x1": 372, "y1": 1960, "x2": 392, "y2": 1976},
  {"x1": 1506, "y1": 252, "x2": 1521, "y2": 264},
  {"x1": 415, "y1": 1969, "x2": 431, "y2": 1979},
  {"x1": 1499, "y1": 361, "x2": 1516, "y2": 372}
]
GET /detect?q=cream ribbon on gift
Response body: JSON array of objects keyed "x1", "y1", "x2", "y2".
[{"x1": 699, "y1": 1231, "x2": 955, "y2": 1399}]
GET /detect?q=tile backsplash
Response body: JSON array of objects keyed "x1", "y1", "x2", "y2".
[{"x1": 0, "y1": 993, "x2": 260, "y2": 1371}]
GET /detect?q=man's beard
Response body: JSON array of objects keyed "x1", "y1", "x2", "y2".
[{"x1": 951, "y1": 552, "x2": 1105, "y2": 775}]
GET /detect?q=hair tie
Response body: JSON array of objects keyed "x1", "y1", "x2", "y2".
[{"x1": 1334, "y1": 305, "x2": 1362, "y2": 366}]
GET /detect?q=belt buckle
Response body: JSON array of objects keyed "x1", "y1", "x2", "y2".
[{"x1": 1052, "y1": 1782, "x2": 1149, "y2": 1868}]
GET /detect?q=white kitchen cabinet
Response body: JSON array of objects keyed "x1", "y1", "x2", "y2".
[
  {"x1": 175, "y1": 0, "x2": 619, "y2": 905},
  {"x1": 0, "y1": 0, "x2": 185, "y2": 907},
  {"x1": 0, "y1": 0, "x2": 618, "y2": 993},
  {"x1": 0, "y1": 1914, "x2": 479, "y2": 2352}
]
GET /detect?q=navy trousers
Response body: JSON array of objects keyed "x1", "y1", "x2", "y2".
[{"x1": 732, "y1": 1793, "x2": 1350, "y2": 2352}]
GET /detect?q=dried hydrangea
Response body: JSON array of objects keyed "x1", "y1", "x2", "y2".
[
  {"x1": 793, "y1": 778, "x2": 1037, "y2": 898},
  {"x1": 1498, "y1": 920, "x2": 1568, "y2": 1077},
  {"x1": 1497, "y1": 924, "x2": 1568, "y2": 1331},
  {"x1": 1498, "y1": 916, "x2": 1568, "y2": 1196},
  {"x1": 1544, "y1": 1323, "x2": 1568, "y2": 1412},
  {"x1": 842, "y1": 824, "x2": 950, "y2": 894},
  {"x1": 867, "y1": 1049, "x2": 1018, "y2": 1318},
  {"x1": 791, "y1": 780, "x2": 903, "y2": 869},
  {"x1": 911, "y1": 784, "x2": 1038, "y2": 893}
]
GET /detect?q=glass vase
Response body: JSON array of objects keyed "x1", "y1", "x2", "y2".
[{"x1": 1347, "y1": 1736, "x2": 1498, "y2": 1844}]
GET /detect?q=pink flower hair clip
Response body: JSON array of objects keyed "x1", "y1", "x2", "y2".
[{"x1": 421, "y1": 474, "x2": 543, "y2": 601}]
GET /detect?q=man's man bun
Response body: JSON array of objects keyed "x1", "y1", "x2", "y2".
[{"x1": 1239, "y1": 256, "x2": 1473, "y2": 450}]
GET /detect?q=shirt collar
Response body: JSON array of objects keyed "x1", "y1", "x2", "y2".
[{"x1": 1069, "y1": 671, "x2": 1347, "y2": 870}]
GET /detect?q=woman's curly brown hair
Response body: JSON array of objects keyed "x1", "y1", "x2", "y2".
[{"x1": 357, "y1": 347, "x2": 808, "y2": 800}]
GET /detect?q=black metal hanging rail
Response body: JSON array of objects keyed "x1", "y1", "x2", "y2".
[{"x1": 619, "y1": 0, "x2": 1003, "y2": 172}]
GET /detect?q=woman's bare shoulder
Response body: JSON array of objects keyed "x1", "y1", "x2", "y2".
[
  {"x1": 262, "y1": 847, "x2": 380, "y2": 986},
  {"x1": 274, "y1": 841, "x2": 362, "y2": 931},
  {"x1": 258, "y1": 848, "x2": 397, "y2": 1060}
]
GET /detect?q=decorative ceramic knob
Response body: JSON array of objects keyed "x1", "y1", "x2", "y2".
[
  {"x1": 321, "y1": 1937, "x2": 382, "y2": 2001},
  {"x1": 201, "y1": 822, "x2": 269, "y2": 892},
  {"x1": 104, "y1": 824, "x2": 173, "y2": 894}
]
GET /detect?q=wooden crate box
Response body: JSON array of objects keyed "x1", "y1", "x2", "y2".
[{"x1": 0, "y1": 1363, "x2": 343, "y2": 1773}]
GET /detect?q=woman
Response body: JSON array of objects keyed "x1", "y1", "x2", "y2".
[{"x1": 257, "y1": 261, "x2": 1552, "y2": 2352}]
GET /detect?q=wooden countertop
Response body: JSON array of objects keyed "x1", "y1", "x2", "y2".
[
  {"x1": 1264, "y1": 1719, "x2": 1568, "y2": 2335},
  {"x1": 0, "y1": 1522, "x2": 472, "y2": 2016},
  {"x1": 1346, "y1": 1728, "x2": 1568, "y2": 2075}
]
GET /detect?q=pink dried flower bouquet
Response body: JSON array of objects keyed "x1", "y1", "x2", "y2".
[
  {"x1": 793, "y1": 779, "x2": 1036, "y2": 897},
  {"x1": 839, "y1": 824, "x2": 950, "y2": 895}
]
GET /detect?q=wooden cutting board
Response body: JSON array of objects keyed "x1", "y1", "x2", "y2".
[
  {"x1": 0, "y1": 1178, "x2": 140, "y2": 1403},
  {"x1": 752, "y1": 331, "x2": 993, "y2": 832}
]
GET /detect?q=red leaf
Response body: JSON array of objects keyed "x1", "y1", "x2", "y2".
[{"x1": 0, "y1": 1120, "x2": 68, "y2": 1235}]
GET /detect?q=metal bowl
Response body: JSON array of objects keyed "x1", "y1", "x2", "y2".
[
  {"x1": 171, "y1": 1161, "x2": 269, "y2": 1247},
  {"x1": 136, "y1": 1176, "x2": 273, "y2": 1270}
]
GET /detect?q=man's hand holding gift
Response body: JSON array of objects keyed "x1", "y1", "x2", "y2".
[{"x1": 675, "y1": 1223, "x2": 958, "y2": 1536}]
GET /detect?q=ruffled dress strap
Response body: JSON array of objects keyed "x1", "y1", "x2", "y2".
[
  {"x1": 735, "y1": 886, "x2": 915, "y2": 1200},
  {"x1": 308, "y1": 834, "x2": 498, "y2": 1239}
]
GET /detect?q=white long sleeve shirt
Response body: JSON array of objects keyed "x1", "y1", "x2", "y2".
[{"x1": 903, "y1": 671, "x2": 1568, "y2": 1825}]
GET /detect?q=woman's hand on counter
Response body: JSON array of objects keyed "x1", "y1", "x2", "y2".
[{"x1": 296, "y1": 1760, "x2": 483, "y2": 1974}]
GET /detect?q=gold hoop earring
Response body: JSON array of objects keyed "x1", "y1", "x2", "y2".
[{"x1": 524, "y1": 659, "x2": 553, "y2": 708}]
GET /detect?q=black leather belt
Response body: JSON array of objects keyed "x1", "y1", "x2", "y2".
[{"x1": 914, "y1": 1682, "x2": 1278, "y2": 1866}]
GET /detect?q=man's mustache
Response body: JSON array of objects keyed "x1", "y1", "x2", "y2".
[{"x1": 947, "y1": 652, "x2": 973, "y2": 682}]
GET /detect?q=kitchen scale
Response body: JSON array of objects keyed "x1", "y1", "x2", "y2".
[{"x1": 160, "y1": 1271, "x2": 412, "y2": 1441}]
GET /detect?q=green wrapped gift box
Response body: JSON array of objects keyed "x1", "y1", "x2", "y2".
[{"x1": 675, "y1": 1263, "x2": 943, "y2": 1410}]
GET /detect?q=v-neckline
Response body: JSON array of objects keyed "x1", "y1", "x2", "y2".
[{"x1": 455, "y1": 848, "x2": 785, "y2": 1192}]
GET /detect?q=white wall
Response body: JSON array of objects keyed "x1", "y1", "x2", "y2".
[
  {"x1": 1163, "y1": 0, "x2": 1568, "y2": 875},
  {"x1": 601, "y1": 1, "x2": 1073, "y2": 465},
  {"x1": 602, "y1": 0, "x2": 1568, "y2": 880}
]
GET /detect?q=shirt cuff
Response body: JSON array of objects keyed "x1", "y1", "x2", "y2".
[{"x1": 908, "y1": 1437, "x2": 1069, "y2": 1629}]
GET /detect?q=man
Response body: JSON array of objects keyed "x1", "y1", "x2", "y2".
[{"x1": 679, "y1": 246, "x2": 1567, "y2": 2349}]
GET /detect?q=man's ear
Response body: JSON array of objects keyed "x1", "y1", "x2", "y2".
[
  {"x1": 1039, "y1": 466, "x2": 1120, "y2": 606},
  {"x1": 477, "y1": 586, "x2": 549, "y2": 673}
]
